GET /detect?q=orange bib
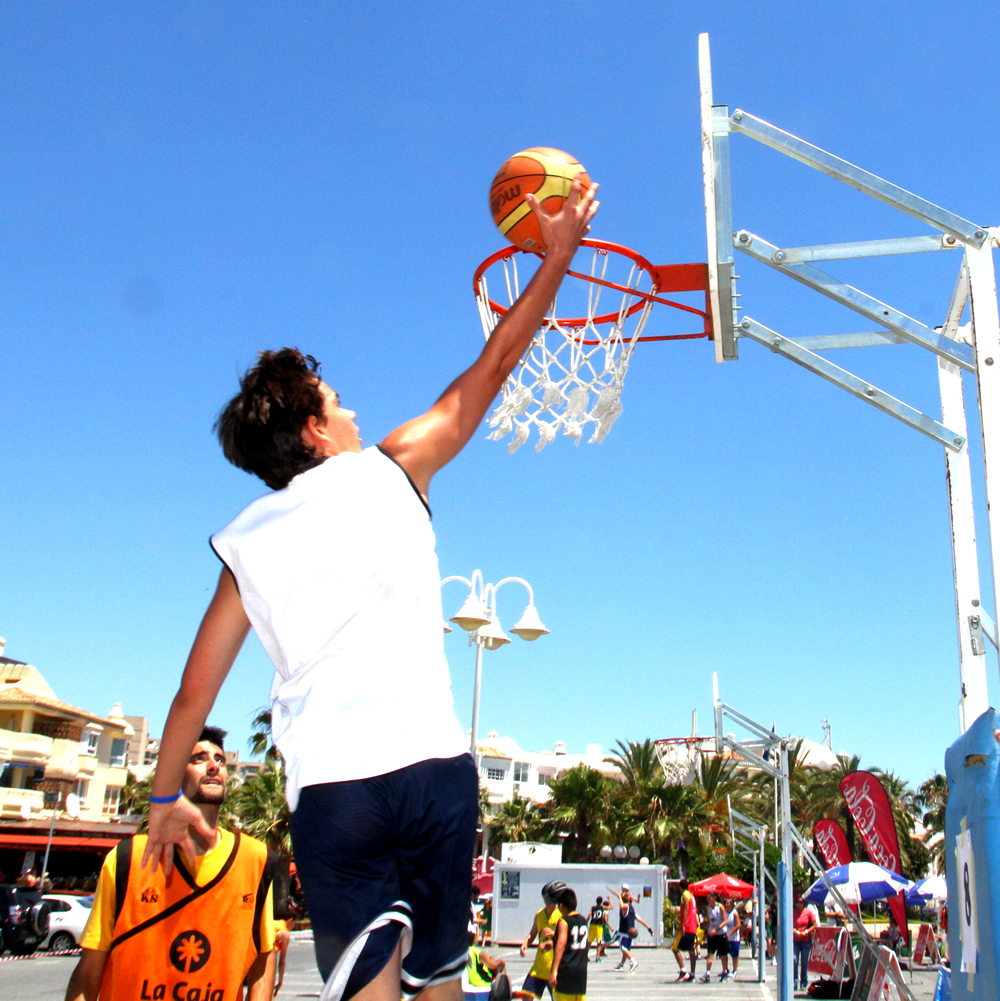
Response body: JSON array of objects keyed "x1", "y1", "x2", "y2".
[{"x1": 100, "y1": 832, "x2": 273, "y2": 1001}]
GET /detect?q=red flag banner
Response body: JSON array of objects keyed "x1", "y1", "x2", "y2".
[
  {"x1": 839, "y1": 772, "x2": 900, "y2": 872},
  {"x1": 813, "y1": 819, "x2": 851, "y2": 868},
  {"x1": 839, "y1": 771, "x2": 908, "y2": 947}
]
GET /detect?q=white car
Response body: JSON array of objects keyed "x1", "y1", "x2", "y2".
[{"x1": 41, "y1": 894, "x2": 93, "y2": 952}]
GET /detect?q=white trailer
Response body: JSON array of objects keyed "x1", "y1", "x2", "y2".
[{"x1": 491, "y1": 863, "x2": 667, "y2": 947}]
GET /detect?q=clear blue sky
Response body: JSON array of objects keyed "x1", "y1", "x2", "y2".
[{"x1": 4, "y1": 2, "x2": 999, "y2": 788}]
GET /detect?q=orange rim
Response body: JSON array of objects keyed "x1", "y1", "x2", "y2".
[{"x1": 473, "y1": 239, "x2": 712, "y2": 341}]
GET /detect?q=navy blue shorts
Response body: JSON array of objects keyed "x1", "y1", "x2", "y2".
[{"x1": 291, "y1": 754, "x2": 479, "y2": 1001}]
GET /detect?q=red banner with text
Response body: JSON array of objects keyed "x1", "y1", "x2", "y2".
[
  {"x1": 813, "y1": 819, "x2": 851, "y2": 868},
  {"x1": 840, "y1": 771, "x2": 909, "y2": 947}
]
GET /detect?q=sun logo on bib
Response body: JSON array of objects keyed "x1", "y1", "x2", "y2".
[{"x1": 170, "y1": 930, "x2": 212, "y2": 973}]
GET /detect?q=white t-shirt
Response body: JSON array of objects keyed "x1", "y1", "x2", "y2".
[{"x1": 211, "y1": 446, "x2": 469, "y2": 810}]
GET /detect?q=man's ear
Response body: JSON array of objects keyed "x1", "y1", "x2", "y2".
[{"x1": 302, "y1": 414, "x2": 329, "y2": 454}]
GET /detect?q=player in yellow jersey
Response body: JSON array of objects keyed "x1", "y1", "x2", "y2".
[
  {"x1": 64, "y1": 727, "x2": 275, "y2": 1001},
  {"x1": 518, "y1": 882, "x2": 567, "y2": 999}
]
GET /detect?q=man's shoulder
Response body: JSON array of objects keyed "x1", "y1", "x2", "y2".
[{"x1": 228, "y1": 828, "x2": 268, "y2": 856}]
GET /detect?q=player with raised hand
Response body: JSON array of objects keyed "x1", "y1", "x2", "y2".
[{"x1": 141, "y1": 175, "x2": 598, "y2": 1001}]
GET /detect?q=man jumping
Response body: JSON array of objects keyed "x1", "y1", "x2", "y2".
[{"x1": 140, "y1": 178, "x2": 599, "y2": 1001}]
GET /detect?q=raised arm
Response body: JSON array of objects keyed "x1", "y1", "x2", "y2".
[
  {"x1": 520, "y1": 923, "x2": 539, "y2": 957},
  {"x1": 548, "y1": 918, "x2": 569, "y2": 988},
  {"x1": 380, "y1": 178, "x2": 599, "y2": 496},
  {"x1": 141, "y1": 567, "x2": 251, "y2": 874}
]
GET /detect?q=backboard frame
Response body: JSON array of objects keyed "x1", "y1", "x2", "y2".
[{"x1": 698, "y1": 32, "x2": 1000, "y2": 731}]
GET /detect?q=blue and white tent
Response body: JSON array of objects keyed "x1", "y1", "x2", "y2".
[{"x1": 803, "y1": 862, "x2": 912, "y2": 905}]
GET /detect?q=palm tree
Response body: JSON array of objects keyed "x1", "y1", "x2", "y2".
[
  {"x1": 489, "y1": 794, "x2": 551, "y2": 846},
  {"x1": 618, "y1": 782, "x2": 709, "y2": 863},
  {"x1": 119, "y1": 771, "x2": 151, "y2": 831},
  {"x1": 604, "y1": 739, "x2": 661, "y2": 790},
  {"x1": 548, "y1": 764, "x2": 612, "y2": 862},
  {"x1": 800, "y1": 754, "x2": 863, "y2": 856},
  {"x1": 248, "y1": 707, "x2": 279, "y2": 761},
  {"x1": 916, "y1": 773, "x2": 948, "y2": 873},
  {"x1": 232, "y1": 758, "x2": 292, "y2": 855}
]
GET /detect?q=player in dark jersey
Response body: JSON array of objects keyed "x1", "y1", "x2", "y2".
[{"x1": 549, "y1": 888, "x2": 589, "y2": 1001}]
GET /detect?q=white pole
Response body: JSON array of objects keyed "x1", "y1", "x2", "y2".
[
  {"x1": 938, "y1": 316, "x2": 989, "y2": 729},
  {"x1": 967, "y1": 240, "x2": 1000, "y2": 708},
  {"x1": 698, "y1": 33, "x2": 724, "y2": 364},
  {"x1": 470, "y1": 635, "x2": 484, "y2": 757},
  {"x1": 778, "y1": 742, "x2": 794, "y2": 1001}
]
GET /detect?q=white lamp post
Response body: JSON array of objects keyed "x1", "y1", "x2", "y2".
[{"x1": 441, "y1": 570, "x2": 549, "y2": 757}]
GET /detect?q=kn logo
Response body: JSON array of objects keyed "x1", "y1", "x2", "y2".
[
  {"x1": 141, "y1": 887, "x2": 160, "y2": 903},
  {"x1": 170, "y1": 929, "x2": 211, "y2": 973}
]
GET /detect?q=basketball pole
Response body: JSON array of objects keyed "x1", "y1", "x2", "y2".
[{"x1": 698, "y1": 32, "x2": 999, "y2": 731}]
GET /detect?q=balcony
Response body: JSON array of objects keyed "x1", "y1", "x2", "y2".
[
  {"x1": 0, "y1": 787, "x2": 45, "y2": 818},
  {"x1": 45, "y1": 738, "x2": 81, "y2": 782},
  {"x1": 0, "y1": 728, "x2": 52, "y2": 767}
]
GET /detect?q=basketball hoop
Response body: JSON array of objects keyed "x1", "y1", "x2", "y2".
[
  {"x1": 474, "y1": 239, "x2": 711, "y2": 451},
  {"x1": 654, "y1": 736, "x2": 715, "y2": 786}
]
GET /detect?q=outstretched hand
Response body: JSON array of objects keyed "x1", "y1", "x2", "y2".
[
  {"x1": 141, "y1": 797, "x2": 214, "y2": 875},
  {"x1": 524, "y1": 174, "x2": 599, "y2": 262}
]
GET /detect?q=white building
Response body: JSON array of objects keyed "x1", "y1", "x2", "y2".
[{"x1": 474, "y1": 732, "x2": 622, "y2": 807}]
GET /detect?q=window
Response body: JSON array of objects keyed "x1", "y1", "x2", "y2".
[
  {"x1": 81, "y1": 731, "x2": 99, "y2": 757},
  {"x1": 45, "y1": 899, "x2": 71, "y2": 912},
  {"x1": 72, "y1": 779, "x2": 89, "y2": 802},
  {"x1": 537, "y1": 773, "x2": 551, "y2": 787},
  {"x1": 513, "y1": 762, "x2": 530, "y2": 783},
  {"x1": 103, "y1": 787, "x2": 121, "y2": 815},
  {"x1": 109, "y1": 739, "x2": 127, "y2": 768},
  {"x1": 486, "y1": 768, "x2": 505, "y2": 782}
]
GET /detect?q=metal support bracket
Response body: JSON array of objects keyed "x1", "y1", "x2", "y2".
[
  {"x1": 739, "y1": 317, "x2": 966, "y2": 451},
  {"x1": 772, "y1": 234, "x2": 962, "y2": 265},
  {"x1": 970, "y1": 604, "x2": 999, "y2": 652},
  {"x1": 728, "y1": 109, "x2": 987, "y2": 246},
  {"x1": 736, "y1": 231, "x2": 977, "y2": 372},
  {"x1": 786, "y1": 331, "x2": 909, "y2": 350}
]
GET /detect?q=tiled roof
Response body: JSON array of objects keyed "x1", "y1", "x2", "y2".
[
  {"x1": 476, "y1": 745, "x2": 510, "y2": 760},
  {"x1": 0, "y1": 684, "x2": 125, "y2": 730}
]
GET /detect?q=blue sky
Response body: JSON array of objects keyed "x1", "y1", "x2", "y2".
[{"x1": 4, "y1": 2, "x2": 999, "y2": 788}]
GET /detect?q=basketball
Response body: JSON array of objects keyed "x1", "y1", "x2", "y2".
[{"x1": 489, "y1": 147, "x2": 590, "y2": 251}]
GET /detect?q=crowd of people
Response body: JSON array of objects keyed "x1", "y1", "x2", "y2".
[
  {"x1": 669, "y1": 879, "x2": 753, "y2": 983},
  {"x1": 462, "y1": 880, "x2": 655, "y2": 1001}
]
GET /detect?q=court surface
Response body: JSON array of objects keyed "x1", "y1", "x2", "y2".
[{"x1": 0, "y1": 936, "x2": 944, "y2": 999}]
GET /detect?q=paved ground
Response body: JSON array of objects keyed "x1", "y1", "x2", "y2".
[{"x1": 0, "y1": 937, "x2": 945, "y2": 999}]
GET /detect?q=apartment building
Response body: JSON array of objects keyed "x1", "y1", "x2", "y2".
[
  {"x1": 0, "y1": 641, "x2": 139, "y2": 881},
  {"x1": 475, "y1": 733, "x2": 622, "y2": 808}
]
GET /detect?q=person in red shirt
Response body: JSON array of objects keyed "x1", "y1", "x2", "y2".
[
  {"x1": 792, "y1": 896, "x2": 818, "y2": 991},
  {"x1": 671, "y1": 878, "x2": 699, "y2": 983}
]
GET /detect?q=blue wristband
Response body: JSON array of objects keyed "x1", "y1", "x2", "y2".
[{"x1": 149, "y1": 790, "x2": 183, "y2": 804}]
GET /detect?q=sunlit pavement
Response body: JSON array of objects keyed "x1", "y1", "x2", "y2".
[{"x1": 0, "y1": 937, "x2": 944, "y2": 1000}]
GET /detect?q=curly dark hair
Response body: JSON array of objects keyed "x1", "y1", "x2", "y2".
[
  {"x1": 215, "y1": 348, "x2": 328, "y2": 490},
  {"x1": 198, "y1": 726, "x2": 227, "y2": 751}
]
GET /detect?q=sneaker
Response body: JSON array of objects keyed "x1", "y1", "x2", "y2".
[
  {"x1": 675, "y1": 972, "x2": 688, "y2": 982},
  {"x1": 719, "y1": 971, "x2": 729, "y2": 981},
  {"x1": 628, "y1": 961, "x2": 638, "y2": 973},
  {"x1": 682, "y1": 973, "x2": 695, "y2": 982},
  {"x1": 613, "y1": 963, "x2": 625, "y2": 972},
  {"x1": 700, "y1": 972, "x2": 711, "y2": 982},
  {"x1": 595, "y1": 957, "x2": 603, "y2": 964}
]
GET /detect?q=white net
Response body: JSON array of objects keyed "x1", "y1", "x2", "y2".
[
  {"x1": 655, "y1": 738, "x2": 713, "y2": 786},
  {"x1": 476, "y1": 242, "x2": 659, "y2": 452}
]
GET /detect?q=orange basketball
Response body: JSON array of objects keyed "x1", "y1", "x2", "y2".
[{"x1": 489, "y1": 147, "x2": 590, "y2": 251}]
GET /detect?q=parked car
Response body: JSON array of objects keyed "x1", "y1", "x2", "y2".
[
  {"x1": 0, "y1": 884, "x2": 50, "y2": 955},
  {"x1": 41, "y1": 894, "x2": 92, "y2": 952}
]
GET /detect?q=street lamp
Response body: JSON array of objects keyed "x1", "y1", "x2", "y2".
[
  {"x1": 22, "y1": 791, "x2": 81, "y2": 889},
  {"x1": 442, "y1": 570, "x2": 549, "y2": 756}
]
